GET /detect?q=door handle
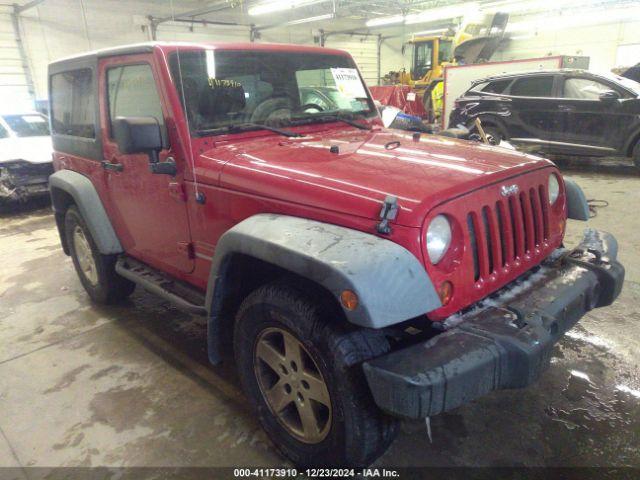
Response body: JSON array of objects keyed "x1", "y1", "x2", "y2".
[
  {"x1": 558, "y1": 104, "x2": 576, "y2": 112},
  {"x1": 101, "y1": 160, "x2": 124, "y2": 172}
]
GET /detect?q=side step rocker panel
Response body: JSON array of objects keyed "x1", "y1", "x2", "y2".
[{"x1": 115, "y1": 256, "x2": 207, "y2": 315}]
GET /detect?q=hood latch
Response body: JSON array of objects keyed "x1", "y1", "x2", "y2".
[{"x1": 376, "y1": 195, "x2": 398, "y2": 234}]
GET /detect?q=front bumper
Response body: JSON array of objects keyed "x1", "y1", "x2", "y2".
[
  {"x1": 0, "y1": 161, "x2": 53, "y2": 202},
  {"x1": 363, "y1": 229, "x2": 624, "y2": 419}
]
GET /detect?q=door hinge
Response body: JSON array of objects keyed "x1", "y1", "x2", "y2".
[{"x1": 177, "y1": 241, "x2": 195, "y2": 259}]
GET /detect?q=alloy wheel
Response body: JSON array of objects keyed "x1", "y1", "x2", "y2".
[
  {"x1": 73, "y1": 225, "x2": 98, "y2": 286},
  {"x1": 254, "y1": 326, "x2": 332, "y2": 444}
]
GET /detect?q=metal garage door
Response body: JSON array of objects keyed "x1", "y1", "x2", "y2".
[
  {"x1": 324, "y1": 36, "x2": 379, "y2": 86},
  {"x1": 0, "y1": 5, "x2": 34, "y2": 112}
]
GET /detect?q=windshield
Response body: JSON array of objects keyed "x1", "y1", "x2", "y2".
[
  {"x1": 439, "y1": 39, "x2": 454, "y2": 63},
  {"x1": 2, "y1": 114, "x2": 50, "y2": 137},
  {"x1": 595, "y1": 71, "x2": 640, "y2": 96},
  {"x1": 169, "y1": 49, "x2": 376, "y2": 135}
]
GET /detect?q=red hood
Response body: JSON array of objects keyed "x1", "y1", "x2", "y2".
[{"x1": 205, "y1": 127, "x2": 554, "y2": 227}]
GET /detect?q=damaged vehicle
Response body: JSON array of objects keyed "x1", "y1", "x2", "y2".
[
  {"x1": 0, "y1": 112, "x2": 53, "y2": 203},
  {"x1": 48, "y1": 43, "x2": 624, "y2": 468},
  {"x1": 449, "y1": 69, "x2": 640, "y2": 168}
]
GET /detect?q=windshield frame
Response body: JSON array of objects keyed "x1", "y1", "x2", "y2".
[{"x1": 168, "y1": 48, "x2": 378, "y2": 137}]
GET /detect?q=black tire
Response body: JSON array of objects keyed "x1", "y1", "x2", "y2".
[
  {"x1": 470, "y1": 124, "x2": 503, "y2": 145},
  {"x1": 64, "y1": 206, "x2": 135, "y2": 304},
  {"x1": 234, "y1": 280, "x2": 398, "y2": 468}
]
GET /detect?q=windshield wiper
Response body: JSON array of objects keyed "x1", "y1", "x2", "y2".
[
  {"x1": 195, "y1": 122, "x2": 303, "y2": 138},
  {"x1": 292, "y1": 113, "x2": 372, "y2": 130}
]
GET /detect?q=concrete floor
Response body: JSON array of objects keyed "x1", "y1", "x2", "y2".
[{"x1": 1, "y1": 165, "x2": 640, "y2": 473}]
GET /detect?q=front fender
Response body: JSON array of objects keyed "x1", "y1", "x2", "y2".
[
  {"x1": 206, "y1": 214, "x2": 441, "y2": 330},
  {"x1": 49, "y1": 170, "x2": 122, "y2": 254},
  {"x1": 563, "y1": 177, "x2": 590, "y2": 221}
]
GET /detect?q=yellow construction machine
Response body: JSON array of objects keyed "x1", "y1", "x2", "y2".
[{"x1": 393, "y1": 12, "x2": 509, "y2": 122}]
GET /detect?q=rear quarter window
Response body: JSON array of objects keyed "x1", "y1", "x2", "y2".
[
  {"x1": 482, "y1": 79, "x2": 512, "y2": 94},
  {"x1": 50, "y1": 68, "x2": 95, "y2": 138}
]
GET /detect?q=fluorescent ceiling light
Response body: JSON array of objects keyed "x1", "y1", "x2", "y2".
[
  {"x1": 482, "y1": 0, "x2": 588, "y2": 14},
  {"x1": 248, "y1": 0, "x2": 327, "y2": 16},
  {"x1": 285, "y1": 13, "x2": 334, "y2": 25},
  {"x1": 366, "y1": 15, "x2": 404, "y2": 27},
  {"x1": 366, "y1": 2, "x2": 479, "y2": 28},
  {"x1": 405, "y1": 3, "x2": 479, "y2": 25},
  {"x1": 411, "y1": 27, "x2": 449, "y2": 36}
]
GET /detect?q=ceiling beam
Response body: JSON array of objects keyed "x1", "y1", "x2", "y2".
[
  {"x1": 15, "y1": 0, "x2": 46, "y2": 14},
  {"x1": 152, "y1": 1, "x2": 232, "y2": 26}
]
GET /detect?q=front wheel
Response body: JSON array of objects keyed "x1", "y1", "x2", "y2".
[
  {"x1": 470, "y1": 124, "x2": 503, "y2": 145},
  {"x1": 234, "y1": 281, "x2": 398, "y2": 467}
]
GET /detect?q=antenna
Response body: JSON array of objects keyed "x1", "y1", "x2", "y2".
[{"x1": 169, "y1": 0, "x2": 201, "y2": 201}]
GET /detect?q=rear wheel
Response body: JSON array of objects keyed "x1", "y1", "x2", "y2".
[
  {"x1": 65, "y1": 206, "x2": 135, "y2": 303},
  {"x1": 633, "y1": 141, "x2": 640, "y2": 170},
  {"x1": 234, "y1": 281, "x2": 398, "y2": 467}
]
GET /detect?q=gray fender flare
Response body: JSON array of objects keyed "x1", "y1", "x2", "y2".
[
  {"x1": 49, "y1": 170, "x2": 123, "y2": 254},
  {"x1": 204, "y1": 214, "x2": 440, "y2": 362},
  {"x1": 563, "y1": 177, "x2": 590, "y2": 221}
]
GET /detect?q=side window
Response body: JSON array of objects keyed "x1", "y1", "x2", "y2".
[
  {"x1": 563, "y1": 78, "x2": 614, "y2": 99},
  {"x1": 107, "y1": 64, "x2": 164, "y2": 135},
  {"x1": 50, "y1": 68, "x2": 95, "y2": 138},
  {"x1": 509, "y1": 76, "x2": 554, "y2": 97},
  {"x1": 0, "y1": 122, "x2": 8, "y2": 139},
  {"x1": 482, "y1": 79, "x2": 512, "y2": 94}
]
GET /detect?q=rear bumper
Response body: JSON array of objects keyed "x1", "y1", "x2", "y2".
[{"x1": 363, "y1": 229, "x2": 624, "y2": 419}]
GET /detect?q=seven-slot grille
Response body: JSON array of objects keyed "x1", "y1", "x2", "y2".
[{"x1": 466, "y1": 185, "x2": 550, "y2": 282}]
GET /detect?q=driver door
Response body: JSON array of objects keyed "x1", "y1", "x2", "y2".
[
  {"x1": 558, "y1": 76, "x2": 626, "y2": 152},
  {"x1": 98, "y1": 54, "x2": 194, "y2": 275}
]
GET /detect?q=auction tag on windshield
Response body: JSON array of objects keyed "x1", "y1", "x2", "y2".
[{"x1": 331, "y1": 68, "x2": 367, "y2": 98}]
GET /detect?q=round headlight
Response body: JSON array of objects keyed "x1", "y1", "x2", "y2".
[
  {"x1": 426, "y1": 215, "x2": 452, "y2": 265},
  {"x1": 548, "y1": 174, "x2": 560, "y2": 204}
]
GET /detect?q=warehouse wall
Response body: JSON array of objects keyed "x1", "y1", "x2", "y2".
[
  {"x1": 15, "y1": 0, "x2": 381, "y2": 100},
  {"x1": 18, "y1": 0, "x2": 155, "y2": 99},
  {"x1": 0, "y1": 4, "x2": 34, "y2": 111},
  {"x1": 493, "y1": 20, "x2": 640, "y2": 72},
  {"x1": 11, "y1": 0, "x2": 640, "y2": 101},
  {"x1": 374, "y1": 6, "x2": 640, "y2": 79}
]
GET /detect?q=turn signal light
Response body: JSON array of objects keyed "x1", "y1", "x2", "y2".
[
  {"x1": 438, "y1": 281, "x2": 453, "y2": 306},
  {"x1": 340, "y1": 290, "x2": 359, "y2": 311}
]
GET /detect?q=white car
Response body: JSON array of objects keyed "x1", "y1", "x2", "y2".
[{"x1": 0, "y1": 112, "x2": 53, "y2": 203}]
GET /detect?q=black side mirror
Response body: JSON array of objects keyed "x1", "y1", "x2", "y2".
[
  {"x1": 113, "y1": 116, "x2": 176, "y2": 176},
  {"x1": 599, "y1": 90, "x2": 620, "y2": 102},
  {"x1": 113, "y1": 116, "x2": 163, "y2": 159}
]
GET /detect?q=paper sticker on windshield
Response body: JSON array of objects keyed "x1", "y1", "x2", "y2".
[
  {"x1": 331, "y1": 68, "x2": 367, "y2": 98},
  {"x1": 23, "y1": 116, "x2": 46, "y2": 123}
]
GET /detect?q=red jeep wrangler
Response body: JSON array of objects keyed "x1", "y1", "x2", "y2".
[{"x1": 48, "y1": 42, "x2": 624, "y2": 467}]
